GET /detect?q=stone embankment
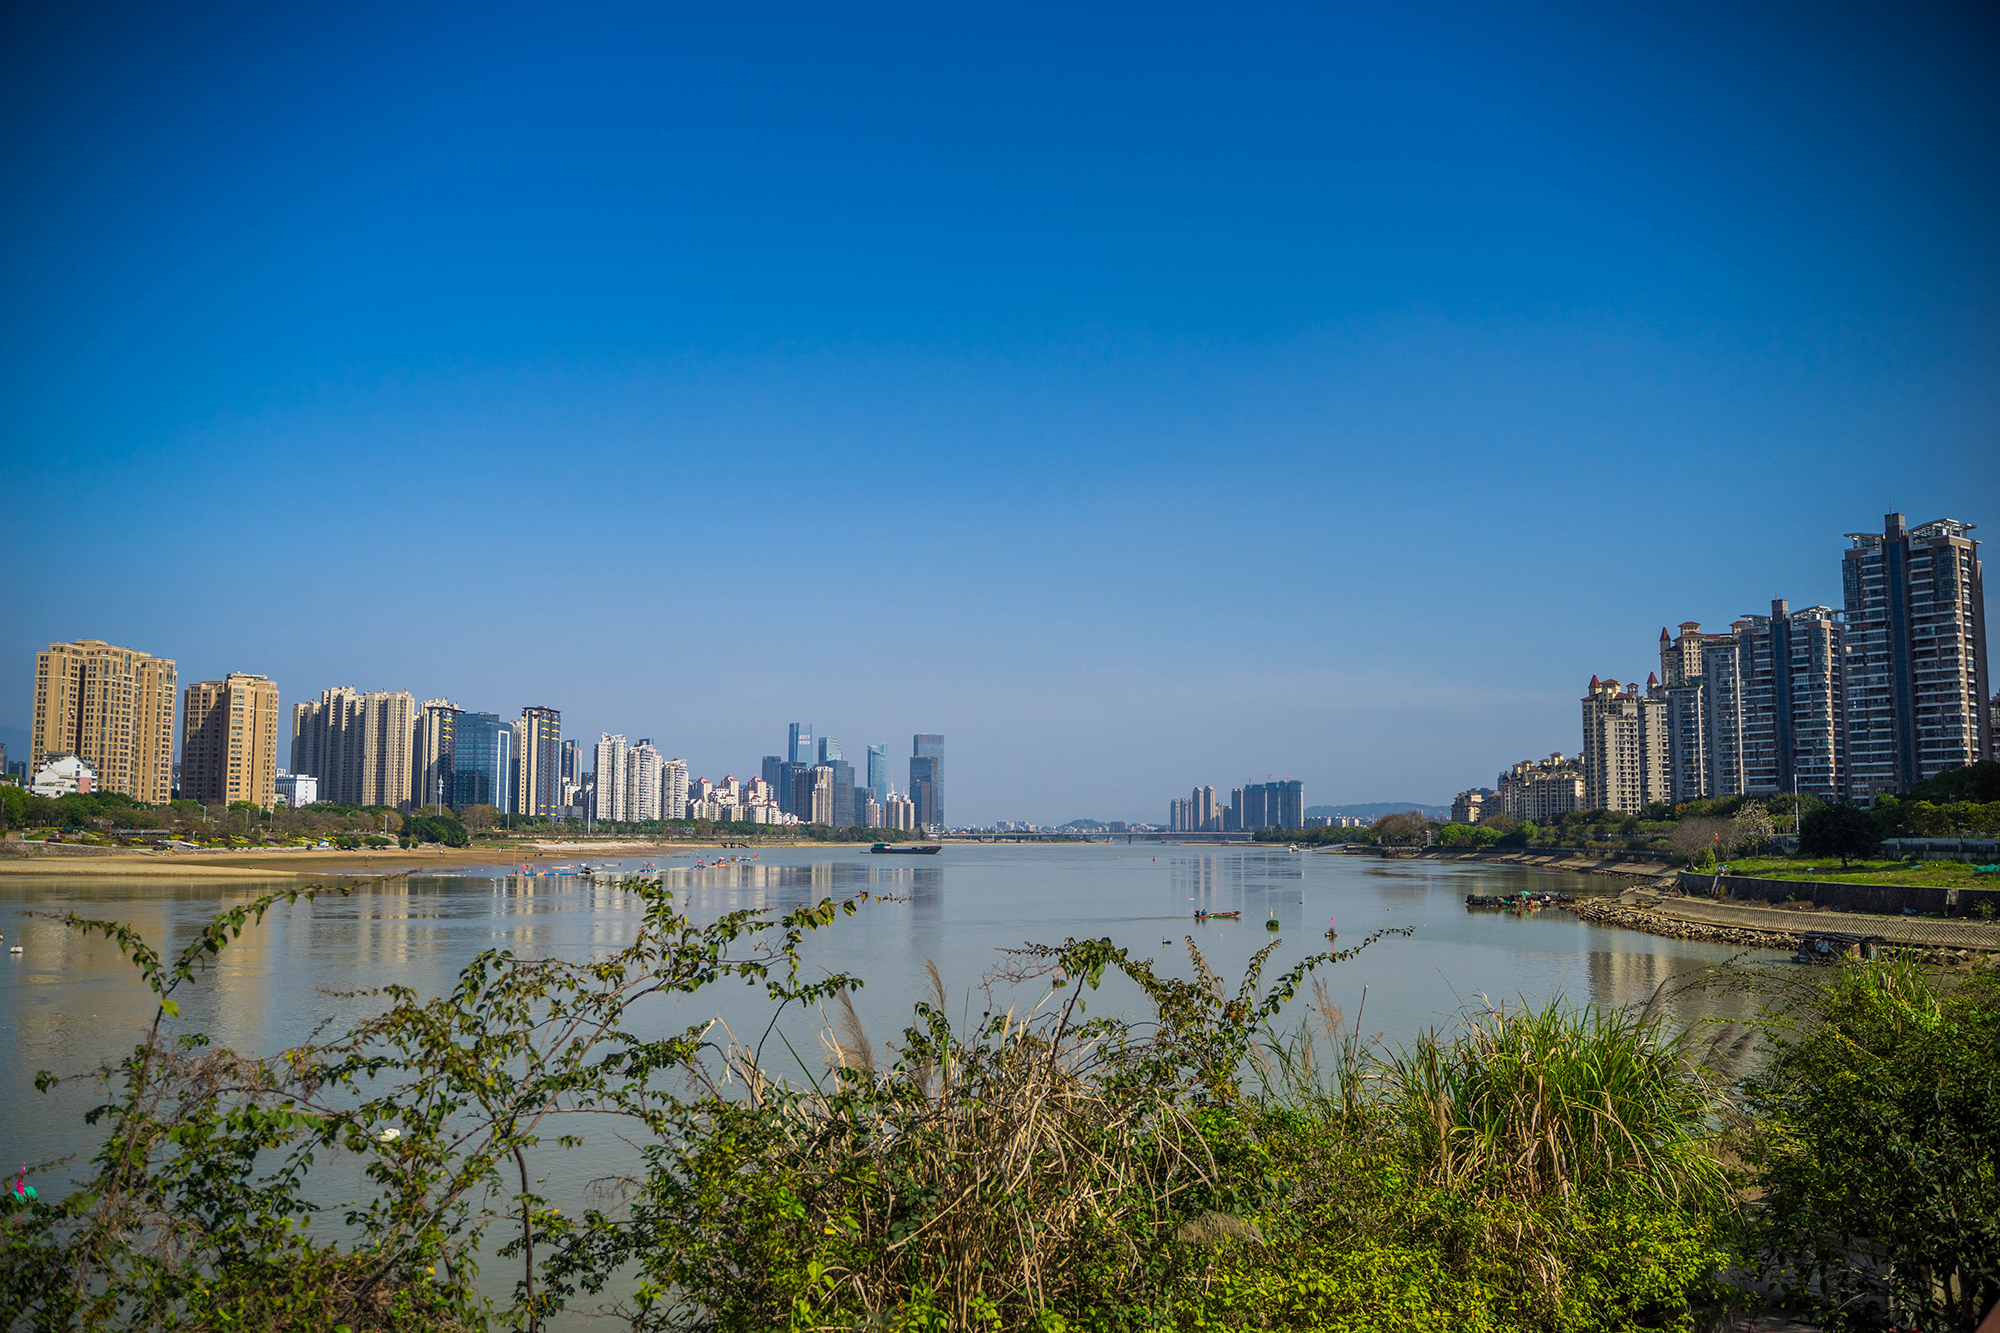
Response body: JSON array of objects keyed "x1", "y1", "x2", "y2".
[
  {"x1": 1563, "y1": 888, "x2": 2000, "y2": 964},
  {"x1": 1410, "y1": 847, "x2": 1681, "y2": 881},
  {"x1": 1564, "y1": 892, "x2": 1800, "y2": 951}
]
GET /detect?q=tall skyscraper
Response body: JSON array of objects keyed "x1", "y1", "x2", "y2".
[
  {"x1": 866, "y1": 744, "x2": 889, "y2": 805},
  {"x1": 452, "y1": 712, "x2": 513, "y2": 812},
  {"x1": 828, "y1": 757, "x2": 857, "y2": 827},
  {"x1": 1842, "y1": 514, "x2": 1989, "y2": 800},
  {"x1": 910, "y1": 733, "x2": 944, "y2": 831},
  {"x1": 516, "y1": 706, "x2": 562, "y2": 817},
  {"x1": 818, "y1": 736, "x2": 842, "y2": 763},
  {"x1": 30, "y1": 638, "x2": 177, "y2": 802},
  {"x1": 761, "y1": 755, "x2": 788, "y2": 814},
  {"x1": 594, "y1": 734, "x2": 630, "y2": 822},
  {"x1": 180, "y1": 673, "x2": 281, "y2": 808},
  {"x1": 414, "y1": 700, "x2": 460, "y2": 810},
  {"x1": 793, "y1": 764, "x2": 834, "y2": 825},
  {"x1": 291, "y1": 688, "x2": 418, "y2": 808},
  {"x1": 788, "y1": 722, "x2": 814, "y2": 765},
  {"x1": 1580, "y1": 676, "x2": 1669, "y2": 814}
]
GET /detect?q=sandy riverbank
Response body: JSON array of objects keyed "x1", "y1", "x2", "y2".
[{"x1": 0, "y1": 840, "x2": 823, "y2": 878}]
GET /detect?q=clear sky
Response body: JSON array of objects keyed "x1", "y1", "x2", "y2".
[{"x1": 3, "y1": 1, "x2": 1995, "y2": 824}]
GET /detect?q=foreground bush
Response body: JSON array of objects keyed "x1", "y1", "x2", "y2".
[{"x1": 1742, "y1": 957, "x2": 2000, "y2": 1332}]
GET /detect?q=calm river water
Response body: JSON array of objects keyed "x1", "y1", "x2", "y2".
[{"x1": 3, "y1": 843, "x2": 1779, "y2": 1183}]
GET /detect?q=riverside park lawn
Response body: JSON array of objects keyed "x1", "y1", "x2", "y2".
[{"x1": 1728, "y1": 856, "x2": 1994, "y2": 888}]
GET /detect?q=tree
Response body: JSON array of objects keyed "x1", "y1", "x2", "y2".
[
  {"x1": 1370, "y1": 811, "x2": 1430, "y2": 845},
  {"x1": 1669, "y1": 816, "x2": 1733, "y2": 865},
  {"x1": 1798, "y1": 802, "x2": 1882, "y2": 867},
  {"x1": 1727, "y1": 805, "x2": 1775, "y2": 857},
  {"x1": 460, "y1": 803, "x2": 500, "y2": 831}
]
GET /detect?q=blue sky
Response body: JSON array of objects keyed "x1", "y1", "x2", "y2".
[{"x1": 3, "y1": 0, "x2": 1995, "y2": 823}]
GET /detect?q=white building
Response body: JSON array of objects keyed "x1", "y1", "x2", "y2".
[
  {"x1": 662, "y1": 758, "x2": 688, "y2": 819},
  {"x1": 593, "y1": 734, "x2": 629, "y2": 822},
  {"x1": 883, "y1": 792, "x2": 917, "y2": 832},
  {"x1": 627, "y1": 741, "x2": 664, "y2": 822},
  {"x1": 275, "y1": 772, "x2": 319, "y2": 808},
  {"x1": 31, "y1": 754, "x2": 97, "y2": 797}
]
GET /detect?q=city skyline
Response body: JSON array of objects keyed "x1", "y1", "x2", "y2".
[{"x1": 5, "y1": 6, "x2": 1997, "y2": 821}]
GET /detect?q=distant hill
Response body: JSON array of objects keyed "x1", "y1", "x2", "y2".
[{"x1": 1307, "y1": 802, "x2": 1450, "y2": 821}]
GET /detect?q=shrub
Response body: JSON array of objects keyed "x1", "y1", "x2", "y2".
[{"x1": 1741, "y1": 958, "x2": 2000, "y2": 1331}]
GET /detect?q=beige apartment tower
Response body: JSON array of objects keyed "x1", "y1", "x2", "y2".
[
  {"x1": 181, "y1": 673, "x2": 282, "y2": 808},
  {"x1": 1580, "y1": 676, "x2": 1670, "y2": 815},
  {"x1": 31, "y1": 639, "x2": 178, "y2": 803}
]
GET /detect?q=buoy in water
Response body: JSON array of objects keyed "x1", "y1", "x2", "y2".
[{"x1": 1265, "y1": 919, "x2": 1280, "y2": 931}]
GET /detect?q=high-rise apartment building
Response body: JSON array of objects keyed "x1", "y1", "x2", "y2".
[
  {"x1": 292, "y1": 687, "x2": 362, "y2": 800},
  {"x1": 626, "y1": 739, "x2": 664, "y2": 822},
  {"x1": 911, "y1": 734, "x2": 944, "y2": 831},
  {"x1": 560, "y1": 739, "x2": 588, "y2": 815},
  {"x1": 180, "y1": 673, "x2": 282, "y2": 808},
  {"x1": 866, "y1": 744, "x2": 889, "y2": 805},
  {"x1": 1659, "y1": 623, "x2": 1732, "y2": 805},
  {"x1": 414, "y1": 700, "x2": 460, "y2": 811},
  {"x1": 662, "y1": 757, "x2": 689, "y2": 820},
  {"x1": 594, "y1": 734, "x2": 629, "y2": 822},
  {"x1": 291, "y1": 687, "x2": 418, "y2": 808},
  {"x1": 515, "y1": 706, "x2": 562, "y2": 817},
  {"x1": 788, "y1": 722, "x2": 814, "y2": 765},
  {"x1": 1842, "y1": 514, "x2": 1989, "y2": 800},
  {"x1": 452, "y1": 712, "x2": 512, "y2": 811},
  {"x1": 1580, "y1": 676, "x2": 1669, "y2": 814},
  {"x1": 1237, "y1": 779, "x2": 1304, "y2": 830},
  {"x1": 30, "y1": 639, "x2": 177, "y2": 802},
  {"x1": 883, "y1": 792, "x2": 916, "y2": 832},
  {"x1": 1666, "y1": 603, "x2": 1849, "y2": 803}
]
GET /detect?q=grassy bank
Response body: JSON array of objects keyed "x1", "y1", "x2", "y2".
[
  {"x1": 1724, "y1": 856, "x2": 1992, "y2": 888},
  {"x1": 3, "y1": 883, "x2": 1995, "y2": 1331}
]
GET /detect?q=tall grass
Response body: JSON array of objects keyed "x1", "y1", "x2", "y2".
[{"x1": 1377, "y1": 1001, "x2": 1727, "y2": 1209}]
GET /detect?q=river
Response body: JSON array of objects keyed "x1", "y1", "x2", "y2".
[{"x1": 3, "y1": 843, "x2": 1777, "y2": 1173}]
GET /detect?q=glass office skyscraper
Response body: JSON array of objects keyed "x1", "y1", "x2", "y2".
[
  {"x1": 453, "y1": 712, "x2": 512, "y2": 813},
  {"x1": 788, "y1": 722, "x2": 814, "y2": 765},
  {"x1": 866, "y1": 744, "x2": 889, "y2": 805},
  {"x1": 910, "y1": 733, "x2": 944, "y2": 831}
]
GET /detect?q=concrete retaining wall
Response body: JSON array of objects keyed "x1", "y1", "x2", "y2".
[{"x1": 1680, "y1": 871, "x2": 2000, "y2": 918}]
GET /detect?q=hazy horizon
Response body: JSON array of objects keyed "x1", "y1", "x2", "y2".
[{"x1": 4, "y1": 2, "x2": 1995, "y2": 824}]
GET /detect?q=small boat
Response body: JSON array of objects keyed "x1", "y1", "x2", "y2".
[
  {"x1": 1193, "y1": 910, "x2": 1241, "y2": 921},
  {"x1": 871, "y1": 844, "x2": 942, "y2": 855}
]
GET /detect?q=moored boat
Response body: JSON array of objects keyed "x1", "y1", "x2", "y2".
[{"x1": 871, "y1": 843, "x2": 943, "y2": 855}]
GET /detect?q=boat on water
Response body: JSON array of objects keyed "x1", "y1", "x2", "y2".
[
  {"x1": 1193, "y1": 909, "x2": 1241, "y2": 921},
  {"x1": 871, "y1": 844, "x2": 942, "y2": 855}
]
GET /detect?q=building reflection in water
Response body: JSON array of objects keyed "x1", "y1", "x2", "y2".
[{"x1": 1171, "y1": 851, "x2": 1305, "y2": 925}]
